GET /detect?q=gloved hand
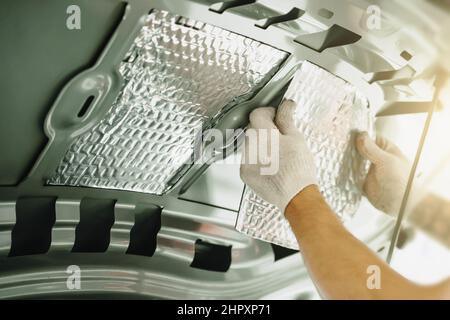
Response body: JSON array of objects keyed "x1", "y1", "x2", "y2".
[
  {"x1": 240, "y1": 100, "x2": 318, "y2": 214},
  {"x1": 355, "y1": 132, "x2": 412, "y2": 216}
]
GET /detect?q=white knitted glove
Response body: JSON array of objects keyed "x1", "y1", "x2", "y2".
[
  {"x1": 356, "y1": 132, "x2": 413, "y2": 216},
  {"x1": 240, "y1": 100, "x2": 318, "y2": 214}
]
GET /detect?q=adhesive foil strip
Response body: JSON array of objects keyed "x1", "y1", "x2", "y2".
[
  {"x1": 48, "y1": 9, "x2": 287, "y2": 194},
  {"x1": 236, "y1": 61, "x2": 374, "y2": 249}
]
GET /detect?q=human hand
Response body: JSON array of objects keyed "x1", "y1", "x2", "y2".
[
  {"x1": 240, "y1": 100, "x2": 318, "y2": 214},
  {"x1": 356, "y1": 132, "x2": 411, "y2": 215}
]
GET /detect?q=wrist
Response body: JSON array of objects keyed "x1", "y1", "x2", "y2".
[
  {"x1": 285, "y1": 185, "x2": 341, "y2": 232},
  {"x1": 276, "y1": 156, "x2": 318, "y2": 213},
  {"x1": 285, "y1": 185, "x2": 324, "y2": 217}
]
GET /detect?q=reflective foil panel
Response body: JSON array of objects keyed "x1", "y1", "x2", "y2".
[
  {"x1": 48, "y1": 9, "x2": 288, "y2": 194},
  {"x1": 237, "y1": 61, "x2": 374, "y2": 249}
]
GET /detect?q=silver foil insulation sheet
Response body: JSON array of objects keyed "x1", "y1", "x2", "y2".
[
  {"x1": 236, "y1": 61, "x2": 374, "y2": 249},
  {"x1": 48, "y1": 9, "x2": 288, "y2": 194}
]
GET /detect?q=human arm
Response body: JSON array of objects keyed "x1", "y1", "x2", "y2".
[
  {"x1": 240, "y1": 101, "x2": 450, "y2": 299},
  {"x1": 285, "y1": 185, "x2": 445, "y2": 299}
]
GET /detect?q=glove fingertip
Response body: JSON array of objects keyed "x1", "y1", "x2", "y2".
[
  {"x1": 276, "y1": 99, "x2": 299, "y2": 135},
  {"x1": 355, "y1": 132, "x2": 370, "y2": 158},
  {"x1": 249, "y1": 107, "x2": 277, "y2": 129},
  {"x1": 356, "y1": 132, "x2": 389, "y2": 165}
]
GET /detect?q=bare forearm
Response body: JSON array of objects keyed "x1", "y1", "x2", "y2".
[{"x1": 285, "y1": 186, "x2": 436, "y2": 299}]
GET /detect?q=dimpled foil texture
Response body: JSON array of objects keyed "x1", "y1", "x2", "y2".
[
  {"x1": 48, "y1": 9, "x2": 287, "y2": 194},
  {"x1": 237, "y1": 61, "x2": 374, "y2": 249}
]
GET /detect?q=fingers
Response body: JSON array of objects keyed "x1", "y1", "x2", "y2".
[
  {"x1": 240, "y1": 131, "x2": 252, "y2": 168},
  {"x1": 249, "y1": 107, "x2": 278, "y2": 130},
  {"x1": 356, "y1": 132, "x2": 389, "y2": 164},
  {"x1": 241, "y1": 127, "x2": 258, "y2": 165},
  {"x1": 275, "y1": 99, "x2": 299, "y2": 135},
  {"x1": 249, "y1": 102, "x2": 299, "y2": 135},
  {"x1": 375, "y1": 136, "x2": 406, "y2": 159},
  {"x1": 245, "y1": 107, "x2": 278, "y2": 168}
]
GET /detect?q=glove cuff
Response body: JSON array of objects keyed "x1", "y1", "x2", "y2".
[{"x1": 276, "y1": 155, "x2": 318, "y2": 214}]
